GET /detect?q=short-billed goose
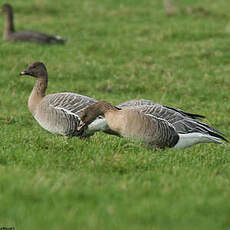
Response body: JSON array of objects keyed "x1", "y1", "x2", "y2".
[
  {"x1": 2, "y1": 4, "x2": 67, "y2": 44},
  {"x1": 78, "y1": 101, "x2": 228, "y2": 149},
  {"x1": 20, "y1": 62, "x2": 97, "y2": 137},
  {"x1": 86, "y1": 99, "x2": 225, "y2": 138}
]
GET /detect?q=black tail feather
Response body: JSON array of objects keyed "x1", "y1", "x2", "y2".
[
  {"x1": 164, "y1": 106, "x2": 205, "y2": 119},
  {"x1": 195, "y1": 119, "x2": 228, "y2": 138},
  {"x1": 208, "y1": 130, "x2": 229, "y2": 143}
]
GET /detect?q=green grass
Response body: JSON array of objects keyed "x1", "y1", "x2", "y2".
[{"x1": 1, "y1": 0, "x2": 230, "y2": 229}]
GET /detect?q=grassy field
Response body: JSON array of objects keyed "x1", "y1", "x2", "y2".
[{"x1": 1, "y1": 0, "x2": 230, "y2": 229}]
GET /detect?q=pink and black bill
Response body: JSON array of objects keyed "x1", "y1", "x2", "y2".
[{"x1": 20, "y1": 70, "x2": 30, "y2": 76}]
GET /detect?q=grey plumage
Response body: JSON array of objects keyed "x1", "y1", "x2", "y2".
[
  {"x1": 116, "y1": 98, "x2": 227, "y2": 140},
  {"x1": 118, "y1": 101, "x2": 227, "y2": 142},
  {"x1": 34, "y1": 93, "x2": 97, "y2": 136},
  {"x1": 118, "y1": 99, "x2": 205, "y2": 119},
  {"x1": 145, "y1": 114, "x2": 179, "y2": 148},
  {"x1": 129, "y1": 112, "x2": 179, "y2": 148}
]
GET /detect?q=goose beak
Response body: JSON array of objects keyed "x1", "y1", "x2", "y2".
[
  {"x1": 77, "y1": 119, "x2": 86, "y2": 132},
  {"x1": 77, "y1": 125, "x2": 84, "y2": 131},
  {"x1": 76, "y1": 123, "x2": 87, "y2": 136},
  {"x1": 20, "y1": 70, "x2": 30, "y2": 76}
]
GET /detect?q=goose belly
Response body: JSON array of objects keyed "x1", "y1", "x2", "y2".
[{"x1": 34, "y1": 114, "x2": 76, "y2": 136}]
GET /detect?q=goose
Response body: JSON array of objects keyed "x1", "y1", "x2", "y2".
[
  {"x1": 78, "y1": 101, "x2": 228, "y2": 149},
  {"x1": 83, "y1": 99, "x2": 206, "y2": 136},
  {"x1": 1, "y1": 4, "x2": 67, "y2": 44},
  {"x1": 20, "y1": 62, "x2": 97, "y2": 137}
]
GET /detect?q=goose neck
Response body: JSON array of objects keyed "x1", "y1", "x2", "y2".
[
  {"x1": 33, "y1": 77, "x2": 48, "y2": 97},
  {"x1": 4, "y1": 10, "x2": 15, "y2": 39},
  {"x1": 100, "y1": 103, "x2": 118, "y2": 114},
  {"x1": 28, "y1": 77, "x2": 48, "y2": 114}
]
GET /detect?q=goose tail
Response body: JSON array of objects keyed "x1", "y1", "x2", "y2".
[{"x1": 52, "y1": 35, "x2": 68, "y2": 44}]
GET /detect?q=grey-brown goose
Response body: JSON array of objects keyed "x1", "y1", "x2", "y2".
[
  {"x1": 78, "y1": 101, "x2": 228, "y2": 149},
  {"x1": 2, "y1": 4, "x2": 67, "y2": 44},
  {"x1": 87, "y1": 99, "x2": 227, "y2": 140},
  {"x1": 20, "y1": 62, "x2": 97, "y2": 137},
  {"x1": 83, "y1": 99, "x2": 206, "y2": 136}
]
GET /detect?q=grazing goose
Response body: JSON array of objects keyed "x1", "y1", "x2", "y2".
[
  {"x1": 78, "y1": 101, "x2": 228, "y2": 149},
  {"x1": 84, "y1": 99, "x2": 206, "y2": 136},
  {"x1": 20, "y1": 62, "x2": 97, "y2": 137},
  {"x1": 2, "y1": 4, "x2": 67, "y2": 44}
]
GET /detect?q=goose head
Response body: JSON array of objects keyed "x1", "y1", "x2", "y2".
[
  {"x1": 78, "y1": 101, "x2": 119, "y2": 131},
  {"x1": 20, "y1": 62, "x2": 47, "y2": 78},
  {"x1": 80, "y1": 102, "x2": 106, "y2": 126},
  {"x1": 1, "y1": 4, "x2": 13, "y2": 14}
]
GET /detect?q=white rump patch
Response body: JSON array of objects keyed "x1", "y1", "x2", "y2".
[{"x1": 173, "y1": 132, "x2": 225, "y2": 149}]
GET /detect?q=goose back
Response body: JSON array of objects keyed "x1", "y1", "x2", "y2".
[{"x1": 118, "y1": 99, "x2": 204, "y2": 119}]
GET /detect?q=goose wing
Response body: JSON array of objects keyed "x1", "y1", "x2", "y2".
[
  {"x1": 118, "y1": 99, "x2": 156, "y2": 107},
  {"x1": 143, "y1": 113, "x2": 179, "y2": 148},
  {"x1": 45, "y1": 92, "x2": 97, "y2": 115},
  {"x1": 37, "y1": 93, "x2": 97, "y2": 136},
  {"x1": 117, "y1": 99, "x2": 204, "y2": 119}
]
